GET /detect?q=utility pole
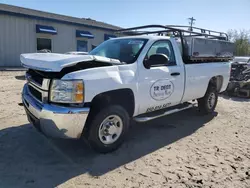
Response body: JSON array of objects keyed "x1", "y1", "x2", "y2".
[{"x1": 188, "y1": 17, "x2": 196, "y2": 31}]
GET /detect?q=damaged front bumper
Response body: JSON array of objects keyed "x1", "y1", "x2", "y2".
[{"x1": 22, "y1": 84, "x2": 90, "y2": 139}]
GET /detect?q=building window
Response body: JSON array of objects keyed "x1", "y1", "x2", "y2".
[
  {"x1": 37, "y1": 38, "x2": 52, "y2": 52},
  {"x1": 77, "y1": 40, "x2": 88, "y2": 52}
]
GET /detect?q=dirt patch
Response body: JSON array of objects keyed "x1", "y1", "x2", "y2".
[{"x1": 0, "y1": 71, "x2": 249, "y2": 188}]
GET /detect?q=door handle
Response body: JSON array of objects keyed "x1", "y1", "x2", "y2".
[{"x1": 171, "y1": 72, "x2": 180, "y2": 76}]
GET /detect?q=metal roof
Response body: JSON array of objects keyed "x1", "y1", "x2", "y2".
[{"x1": 0, "y1": 3, "x2": 121, "y2": 31}]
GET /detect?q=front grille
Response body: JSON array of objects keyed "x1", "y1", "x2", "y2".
[
  {"x1": 28, "y1": 85, "x2": 42, "y2": 102},
  {"x1": 27, "y1": 69, "x2": 44, "y2": 85}
]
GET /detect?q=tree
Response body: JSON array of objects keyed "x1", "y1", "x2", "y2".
[{"x1": 227, "y1": 29, "x2": 250, "y2": 56}]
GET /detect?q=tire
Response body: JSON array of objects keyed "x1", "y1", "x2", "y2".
[
  {"x1": 198, "y1": 86, "x2": 218, "y2": 114},
  {"x1": 86, "y1": 105, "x2": 130, "y2": 153}
]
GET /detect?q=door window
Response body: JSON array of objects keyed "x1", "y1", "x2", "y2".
[
  {"x1": 146, "y1": 40, "x2": 176, "y2": 65},
  {"x1": 37, "y1": 38, "x2": 52, "y2": 52},
  {"x1": 77, "y1": 40, "x2": 88, "y2": 52}
]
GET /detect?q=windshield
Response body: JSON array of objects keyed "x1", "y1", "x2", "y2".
[{"x1": 89, "y1": 38, "x2": 148, "y2": 64}]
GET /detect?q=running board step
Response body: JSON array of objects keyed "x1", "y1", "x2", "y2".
[{"x1": 134, "y1": 103, "x2": 196, "y2": 122}]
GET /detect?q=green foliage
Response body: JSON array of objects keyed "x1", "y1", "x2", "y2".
[{"x1": 227, "y1": 29, "x2": 250, "y2": 56}]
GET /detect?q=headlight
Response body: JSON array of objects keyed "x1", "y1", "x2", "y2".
[{"x1": 50, "y1": 80, "x2": 84, "y2": 103}]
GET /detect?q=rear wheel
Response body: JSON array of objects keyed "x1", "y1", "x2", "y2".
[
  {"x1": 198, "y1": 86, "x2": 218, "y2": 114},
  {"x1": 86, "y1": 105, "x2": 130, "y2": 153}
]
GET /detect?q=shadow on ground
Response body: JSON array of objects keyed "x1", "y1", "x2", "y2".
[
  {"x1": 0, "y1": 108, "x2": 217, "y2": 188},
  {"x1": 219, "y1": 93, "x2": 250, "y2": 102},
  {"x1": 15, "y1": 75, "x2": 26, "y2": 80}
]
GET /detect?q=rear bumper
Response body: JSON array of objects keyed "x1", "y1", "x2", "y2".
[{"x1": 22, "y1": 84, "x2": 90, "y2": 139}]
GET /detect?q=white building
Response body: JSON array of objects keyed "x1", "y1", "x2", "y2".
[{"x1": 0, "y1": 4, "x2": 120, "y2": 67}]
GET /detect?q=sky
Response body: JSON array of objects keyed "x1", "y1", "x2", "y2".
[{"x1": 1, "y1": 0, "x2": 250, "y2": 32}]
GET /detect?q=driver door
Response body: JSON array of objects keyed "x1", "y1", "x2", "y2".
[{"x1": 137, "y1": 40, "x2": 185, "y2": 114}]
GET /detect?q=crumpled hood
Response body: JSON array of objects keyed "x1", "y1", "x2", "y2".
[{"x1": 20, "y1": 53, "x2": 122, "y2": 72}]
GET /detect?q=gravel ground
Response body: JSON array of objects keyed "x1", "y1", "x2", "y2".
[{"x1": 0, "y1": 71, "x2": 249, "y2": 188}]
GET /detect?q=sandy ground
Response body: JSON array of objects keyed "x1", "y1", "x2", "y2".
[{"x1": 0, "y1": 71, "x2": 249, "y2": 188}]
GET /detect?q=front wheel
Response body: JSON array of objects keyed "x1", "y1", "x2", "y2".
[
  {"x1": 86, "y1": 105, "x2": 130, "y2": 153},
  {"x1": 198, "y1": 86, "x2": 218, "y2": 114}
]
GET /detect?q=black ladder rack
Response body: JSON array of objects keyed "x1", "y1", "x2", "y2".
[
  {"x1": 115, "y1": 24, "x2": 228, "y2": 41},
  {"x1": 115, "y1": 25, "x2": 233, "y2": 63}
]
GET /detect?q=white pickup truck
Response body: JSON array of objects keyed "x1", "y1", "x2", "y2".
[{"x1": 21, "y1": 25, "x2": 232, "y2": 153}]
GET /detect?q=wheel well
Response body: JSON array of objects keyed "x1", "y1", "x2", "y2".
[
  {"x1": 82, "y1": 89, "x2": 135, "y2": 137},
  {"x1": 89, "y1": 89, "x2": 135, "y2": 117},
  {"x1": 208, "y1": 75, "x2": 223, "y2": 92}
]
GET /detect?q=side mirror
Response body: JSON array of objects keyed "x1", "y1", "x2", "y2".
[{"x1": 144, "y1": 54, "x2": 169, "y2": 69}]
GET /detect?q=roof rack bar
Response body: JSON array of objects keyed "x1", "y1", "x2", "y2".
[
  {"x1": 124, "y1": 29, "x2": 177, "y2": 36},
  {"x1": 166, "y1": 25, "x2": 228, "y2": 39},
  {"x1": 120, "y1": 29, "x2": 227, "y2": 40},
  {"x1": 116, "y1": 25, "x2": 176, "y2": 32},
  {"x1": 116, "y1": 24, "x2": 228, "y2": 40},
  {"x1": 166, "y1": 25, "x2": 227, "y2": 35}
]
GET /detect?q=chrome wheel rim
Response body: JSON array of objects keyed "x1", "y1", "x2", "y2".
[
  {"x1": 207, "y1": 92, "x2": 216, "y2": 109},
  {"x1": 98, "y1": 115, "x2": 123, "y2": 145}
]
